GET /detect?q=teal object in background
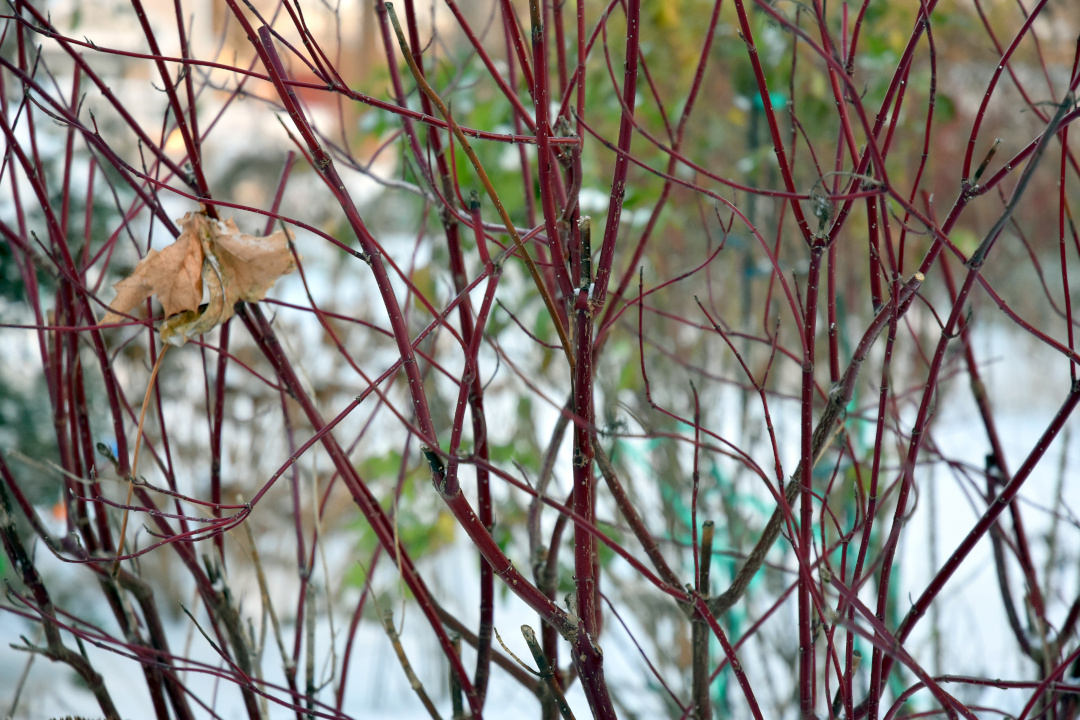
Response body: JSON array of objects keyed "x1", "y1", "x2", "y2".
[{"x1": 751, "y1": 91, "x2": 788, "y2": 110}]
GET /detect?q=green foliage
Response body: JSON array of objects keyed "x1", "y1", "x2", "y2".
[{"x1": 0, "y1": 240, "x2": 38, "y2": 305}]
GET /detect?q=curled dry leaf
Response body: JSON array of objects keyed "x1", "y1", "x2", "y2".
[{"x1": 103, "y1": 212, "x2": 297, "y2": 346}]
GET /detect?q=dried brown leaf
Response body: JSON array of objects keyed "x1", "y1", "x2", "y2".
[
  {"x1": 208, "y1": 216, "x2": 297, "y2": 307},
  {"x1": 103, "y1": 212, "x2": 297, "y2": 346},
  {"x1": 102, "y1": 230, "x2": 203, "y2": 321}
]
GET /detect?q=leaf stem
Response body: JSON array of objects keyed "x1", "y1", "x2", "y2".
[{"x1": 114, "y1": 343, "x2": 169, "y2": 570}]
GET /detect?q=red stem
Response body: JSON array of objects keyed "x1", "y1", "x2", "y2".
[{"x1": 590, "y1": 0, "x2": 641, "y2": 313}]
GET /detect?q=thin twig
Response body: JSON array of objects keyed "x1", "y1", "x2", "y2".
[
  {"x1": 378, "y1": 609, "x2": 443, "y2": 720},
  {"x1": 522, "y1": 625, "x2": 576, "y2": 720}
]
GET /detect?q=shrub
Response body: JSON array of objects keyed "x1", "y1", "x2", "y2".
[{"x1": 1, "y1": 0, "x2": 1079, "y2": 718}]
